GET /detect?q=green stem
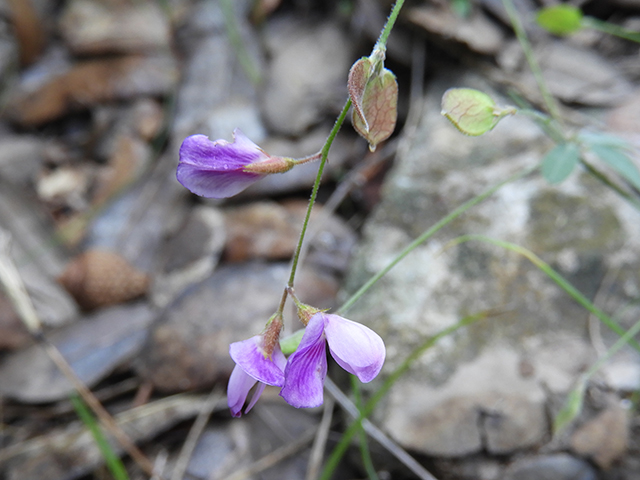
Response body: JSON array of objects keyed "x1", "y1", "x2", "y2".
[
  {"x1": 375, "y1": 0, "x2": 405, "y2": 51},
  {"x1": 320, "y1": 312, "x2": 486, "y2": 480},
  {"x1": 351, "y1": 376, "x2": 379, "y2": 480},
  {"x1": 516, "y1": 109, "x2": 565, "y2": 144},
  {"x1": 276, "y1": 100, "x2": 352, "y2": 316},
  {"x1": 338, "y1": 164, "x2": 538, "y2": 315},
  {"x1": 446, "y1": 235, "x2": 640, "y2": 353},
  {"x1": 583, "y1": 16, "x2": 640, "y2": 43},
  {"x1": 502, "y1": 0, "x2": 564, "y2": 129},
  {"x1": 220, "y1": 0, "x2": 261, "y2": 86},
  {"x1": 580, "y1": 158, "x2": 640, "y2": 211}
]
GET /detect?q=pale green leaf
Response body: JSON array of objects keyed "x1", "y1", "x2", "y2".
[
  {"x1": 541, "y1": 143, "x2": 579, "y2": 184},
  {"x1": 592, "y1": 144, "x2": 640, "y2": 191},
  {"x1": 441, "y1": 88, "x2": 515, "y2": 136},
  {"x1": 536, "y1": 5, "x2": 583, "y2": 35}
]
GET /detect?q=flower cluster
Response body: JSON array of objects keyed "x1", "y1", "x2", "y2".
[{"x1": 228, "y1": 311, "x2": 385, "y2": 416}]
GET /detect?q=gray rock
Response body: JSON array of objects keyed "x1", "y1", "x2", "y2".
[
  {"x1": 0, "y1": 184, "x2": 78, "y2": 328},
  {"x1": 172, "y1": 9, "x2": 262, "y2": 144},
  {"x1": 525, "y1": 42, "x2": 632, "y2": 106},
  {"x1": 408, "y1": 5, "x2": 504, "y2": 55},
  {"x1": 571, "y1": 403, "x2": 629, "y2": 469},
  {"x1": 260, "y1": 17, "x2": 352, "y2": 136},
  {"x1": 0, "y1": 302, "x2": 153, "y2": 402},
  {"x1": 151, "y1": 205, "x2": 226, "y2": 308},
  {"x1": 0, "y1": 135, "x2": 44, "y2": 186},
  {"x1": 343, "y1": 72, "x2": 640, "y2": 457},
  {"x1": 135, "y1": 262, "x2": 340, "y2": 391},
  {"x1": 502, "y1": 454, "x2": 597, "y2": 480}
]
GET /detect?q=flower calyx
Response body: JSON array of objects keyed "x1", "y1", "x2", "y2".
[
  {"x1": 243, "y1": 156, "x2": 295, "y2": 175},
  {"x1": 262, "y1": 313, "x2": 283, "y2": 358}
]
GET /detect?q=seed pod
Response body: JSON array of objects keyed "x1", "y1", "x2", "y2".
[{"x1": 58, "y1": 250, "x2": 149, "y2": 310}]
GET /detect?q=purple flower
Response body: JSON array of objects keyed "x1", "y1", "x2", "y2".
[
  {"x1": 280, "y1": 313, "x2": 385, "y2": 409},
  {"x1": 228, "y1": 334, "x2": 287, "y2": 417},
  {"x1": 177, "y1": 129, "x2": 292, "y2": 199}
]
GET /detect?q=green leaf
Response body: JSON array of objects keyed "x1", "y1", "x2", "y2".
[
  {"x1": 441, "y1": 88, "x2": 515, "y2": 136},
  {"x1": 553, "y1": 377, "x2": 587, "y2": 434},
  {"x1": 536, "y1": 5, "x2": 583, "y2": 35},
  {"x1": 541, "y1": 143, "x2": 580, "y2": 184},
  {"x1": 578, "y1": 130, "x2": 631, "y2": 150},
  {"x1": 591, "y1": 144, "x2": 640, "y2": 191},
  {"x1": 280, "y1": 329, "x2": 304, "y2": 355}
]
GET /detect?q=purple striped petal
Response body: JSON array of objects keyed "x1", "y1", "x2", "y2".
[
  {"x1": 177, "y1": 129, "x2": 267, "y2": 198},
  {"x1": 323, "y1": 313, "x2": 385, "y2": 383},
  {"x1": 280, "y1": 315, "x2": 327, "y2": 408}
]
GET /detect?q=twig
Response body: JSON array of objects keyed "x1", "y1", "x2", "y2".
[
  {"x1": 223, "y1": 427, "x2": 318, "y2": 480},
  {"x1": 324, "y1": 378, "x2": 438, "y2": 480},
  {"x1": 170, "y1": 387, "x2": 224, "y2": 480},
  {"x1": 0, "y1": 231, "x2": 161, "y2": 479},
  {"x1": 305, "y1": 396, "x2": 335, "y2": 480}
]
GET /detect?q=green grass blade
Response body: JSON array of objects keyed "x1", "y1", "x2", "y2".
[
  {"x1": 320, "y1": 312, "x2": 488, "y2": 480},
  {"x1": 351, "y1": 376, "x2": 379, "y2": 480},
  {"x1": 338, "y1": 165, "x2": 537, "y2": 315},
  {"x1": 446, "y1": 235, "x2": 640, "y2": 353},
  {"x1": 71, "y1": 394, "x2": 130, "y2": 480}
]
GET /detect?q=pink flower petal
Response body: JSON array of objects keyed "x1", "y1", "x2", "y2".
[
  {"x1": 229, "y1": 335, "x2": 286, "y2": 387},
  {"x1": 280, "y1": 315, "x2": 327, "y2": 408},
  {"x1": 323, "y1": 313, "x2": 385, "y2": 383},
  {"x1": 177, "y1": 129, "x2": 267, "y2": 198},
  {"x1": 227, "y1": 364, "x2": 257, "y2": 417}
]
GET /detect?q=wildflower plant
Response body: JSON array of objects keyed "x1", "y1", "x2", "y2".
[
  {"x1": 172, "y1": 0, "x2": 640, "y2": 477},
  {"x1": 176, "y1": 2, "x2": 403, "y2": 416}
]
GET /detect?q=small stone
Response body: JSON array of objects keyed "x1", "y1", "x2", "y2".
[
  {"x1": 528, "y1": 42, "x2": 632, "y2": 106},
  {"x1": 503, "y1": 454, "x2": 597, "y2": 480},
  {"x1": 58, "y1": 249, "x2": 150, "y2": 310},
  {"x1": 36, "y1": 165, "x2": 90, "y2": 206},
  {"x1": 92, "y1": 134, "x2": 150, "y2": 206},
  {"x1": 0, "y1": 135, "x2": 45, "y2": 185},
  {"x1": 59, "y1": 0, "x2": 171, "y2": 55},
  {"x1": 571, "y1": 403, "x2": 629, "y2": 469},
  {"x1": 223, "y1": 200, "x2": 357, "y2": 273},
  {"x1": 151, "y1": 205, "x2": 226, "y2": 308},
  {"x1": 408, "y1": 5, "x2": 504, "y2": 55}
]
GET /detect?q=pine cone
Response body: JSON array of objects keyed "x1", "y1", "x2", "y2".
[{"x1": 58, "y1": 250, "x2": 150, "y2": 310}]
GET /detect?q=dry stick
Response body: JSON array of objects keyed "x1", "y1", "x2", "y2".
[
  {"x1": 324, "y1": 378, "x2": 438, "y2": 480},
  {"x1": 305, "y1": 396, "x2": 336, "y2": 480},
  {"x1": 170, "y1": 387, "x2": 224, "y2": 480},
  {"x1": 224, "y1": 427, "x2": 318, "y2": 480},
  {"x1": 0, "y1": 232, "x2": 161, "y2": 480}
]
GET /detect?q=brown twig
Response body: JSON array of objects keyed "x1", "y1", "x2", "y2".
[
  {"x1": 0, "y1": 231, "x2": 162, "y2": 479},
  {"x1": 223, "y1": 427, "x2": 318, "y2": 480},
  {"x1": 305, "y1": 396, "x2": 335, "y2": 480},
  {"x1": 170, "y1": 387, "x2": 223, "y2": 480}
]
